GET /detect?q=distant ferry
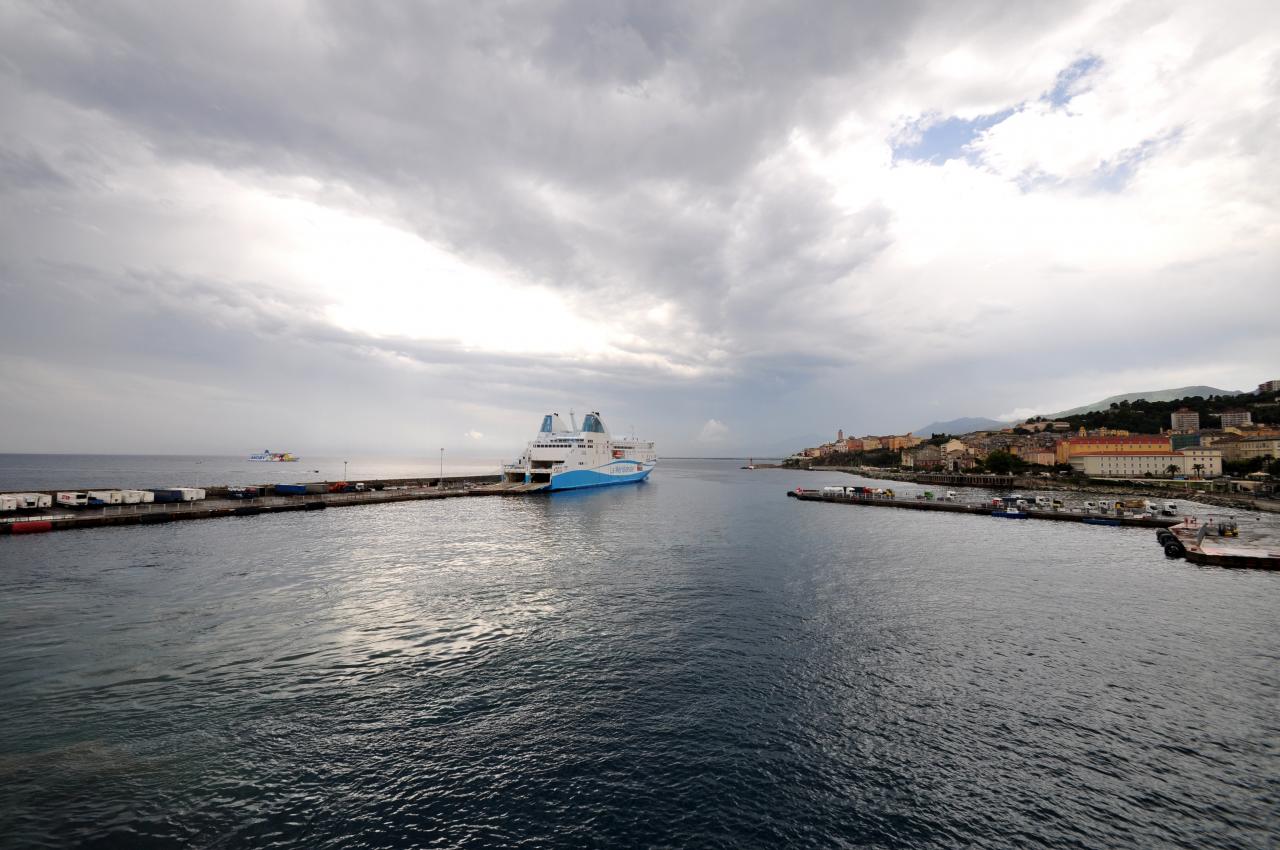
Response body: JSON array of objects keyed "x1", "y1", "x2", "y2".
[
  {"x1": 503, "y1": 411, "x2": 656, "y2": 490},
  {"x1": 249, "y1": 450, "x2": 299, "y2": 462}
]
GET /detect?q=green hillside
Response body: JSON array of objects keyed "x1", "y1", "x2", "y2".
[{"x1": 1053, "y1": 388, "x2": 1278, "y2": 434}]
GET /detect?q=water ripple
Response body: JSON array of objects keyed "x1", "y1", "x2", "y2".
[{"x1": 1, "y1": 461, "x2": 1278, "y2": 848}]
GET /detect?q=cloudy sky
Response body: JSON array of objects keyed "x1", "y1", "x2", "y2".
[{"x1": 1, "y1": 1, "x2": 1277, "y2": 457}]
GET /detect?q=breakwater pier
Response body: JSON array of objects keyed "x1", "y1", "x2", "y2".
[
  {"x1": 788, "y1": 488, "x2": 1180, "y2": 529},
  {"x1": 1156, "y1": 519, "x2": 1280, "y2": 569},
  {"x1": 0, "y1": 474, "x2": 549, "y2": 536}
]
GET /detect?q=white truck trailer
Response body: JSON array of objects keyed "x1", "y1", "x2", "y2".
[{"x1": 11, "y1": 493, "x2": 53, "y2": 509}]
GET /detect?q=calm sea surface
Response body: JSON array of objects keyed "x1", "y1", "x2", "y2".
[{"x1": 1, "y1": 458, "x2": 1277, "y2": 849}]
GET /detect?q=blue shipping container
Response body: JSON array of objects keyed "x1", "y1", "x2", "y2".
[
  {"x1": 274, "y1": 484, "x2": 308, "y2": 496},
  {"x1": 150, "y1": 489, "x2": 182, "y2": 503}
]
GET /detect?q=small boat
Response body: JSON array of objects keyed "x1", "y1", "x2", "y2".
[
  {"x1": 992, "y1": 508, "x2": 1028, "y2": 518},
  {"x1": 250, "y1": 450, "x2": 299, "y2": 462},
  {"x1": 741, "y1": 458, "x2": 756, "y2": 470}
]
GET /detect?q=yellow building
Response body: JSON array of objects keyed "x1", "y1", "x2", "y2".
[
  {"x1": 1056, "y1": 435, "x2": 1171, "y2": 464},
  {"x1": 1217, "y1": 438, "x2": 1280, "y2": 462},
  {"x1": 1014, "y1": 448, "x2": 1057, "y2": 466},
  {"x1": 1075, "y1": 426, "x2": 1132, "y2": 437},
  {"x1": 1071, "y1": 448, "x2": 1222, "y2": 478}
]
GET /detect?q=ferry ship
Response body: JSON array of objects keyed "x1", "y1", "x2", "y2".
[
  {"x1": 249, "y1": 450, "x2": 299, "y2": 462},
  {"x1": 502, "y1": 411, "x2": 656, "y2": 491}
]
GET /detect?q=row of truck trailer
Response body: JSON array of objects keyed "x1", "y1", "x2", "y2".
[
  {"x1": 1, "y1": 482, "x2": 377, "y2": 512},
  {"x1": 0, "y1": 488, "x2": 207, "y2": 511}
]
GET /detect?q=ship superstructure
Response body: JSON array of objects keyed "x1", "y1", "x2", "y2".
[
  {"x1": 502, "y1": 411, "x2": 656, "y2": 490},
  {"x1": 249, "y1": 450, "x2": 299, "y2": 462}
]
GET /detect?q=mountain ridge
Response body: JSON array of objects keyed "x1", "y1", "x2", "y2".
[
  {"x1": 912, "y1": 416, "x2": 1010, "y2": 437},
  {"x1": 913, "y1": 385, "x2": 1243, "y2": 437},
  {"x1": 1045, "y1": 385, "x2": 1242, "y2": 419}
]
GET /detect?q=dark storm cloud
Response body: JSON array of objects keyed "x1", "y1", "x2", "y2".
[{"x1": 0, "y1": 1, "x2": 917, "y2": 322}]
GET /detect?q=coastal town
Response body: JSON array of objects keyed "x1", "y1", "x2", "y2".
[{"x1": 789, "y1": 380, "x2": 1280, "y2": 497}]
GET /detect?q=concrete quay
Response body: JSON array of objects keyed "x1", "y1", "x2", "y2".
[
  {"x1": 788, "y1": 488, "x2": 1179, "y2": 529},
  {"x1": 806, "y1": 465, "x2": 1280, "y2": 514},
  {"x1": 1158, "y1": 520, "x2": 1280, "y2": 569},
  {"x1": 0, "y1": 475, "x2": 547, "y2": 536}
]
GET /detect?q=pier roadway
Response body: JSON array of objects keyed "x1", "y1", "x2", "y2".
[
  {"x1": 789, "y1": 489, "x2": 1179, "y2": 529},
  {"x1": 0, "y1": 476, "x2": 548, "y2": 536}
]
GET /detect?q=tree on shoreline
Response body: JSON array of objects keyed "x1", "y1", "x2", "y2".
[{"x1": 984, "y1": 450, "x2": 1025, "y2": 475}]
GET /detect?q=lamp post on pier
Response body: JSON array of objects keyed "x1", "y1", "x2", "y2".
[{"x1": 439, "y1": 448, "x2": 444, "y2": 489}]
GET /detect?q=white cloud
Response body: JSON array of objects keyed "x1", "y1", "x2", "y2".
[
  {"x1": 995, "y1": 407, "x2": 1042, "y2": 423},
  {"x1": 464, "y1": 430, "x2": 484, "y2": 440},
  {"x1": 698, "y1": 419, "x2": 729, "y2": 443}
]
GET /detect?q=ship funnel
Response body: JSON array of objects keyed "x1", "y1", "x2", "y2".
[{"x1": 539, "y1": 414, "x2": 573, "y2": 433}]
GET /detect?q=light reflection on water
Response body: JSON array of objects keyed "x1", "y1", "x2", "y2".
[{"x1": 0, "y1": 460, "x2": 1277, "y2": 848}]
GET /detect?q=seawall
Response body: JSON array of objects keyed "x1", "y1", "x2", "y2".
[{"x1": 0, "y1": 475, "x2": 539, "y2": 536}]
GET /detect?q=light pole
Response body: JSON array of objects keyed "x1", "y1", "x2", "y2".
[
  {"x1": 343, "y1": 460, "x2": 348, "y2": 481},
  {"x1": 439, "y1": 448, "x2": 444, "y2": 489}
]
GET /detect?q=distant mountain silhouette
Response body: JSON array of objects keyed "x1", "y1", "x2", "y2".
[
  {"x1": 912, "y1": 416, "x2": 1010, "y2": 437},
  {"x1": 1046, "y1": 386, "x2": 1241, "y2": 418}
]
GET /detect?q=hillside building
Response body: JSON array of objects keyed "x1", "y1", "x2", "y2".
[
  {"x1": 1070, "y1": 448, "x2": 1222, "y2": 478},
  {"x1": 1217, "y1": 437, "x2": 1280, "y2": 463},
  {"x1": 1013, "y1": 447, "x2": 1056, "y2": 466},
  {"x1": 1216, "y1": 409, "x2": 1252, "y2": 428},
  {"x1": 901, "y1": 444, "x2": 943, "y2": 469},
  {"x1": 882, "y1": 434, "x2": 923, "y2": 451},
  {"x1": 1171, "y1": 408, "x2": 1200, "y2": 432},
  {"x1": 1055, "y1": 435, "x2": 1172, "y2": 464}
]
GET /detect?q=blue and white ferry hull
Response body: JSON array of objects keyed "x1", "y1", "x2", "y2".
[{"x1": 547, "y1": 460, "x2": 656, "y2": 491}]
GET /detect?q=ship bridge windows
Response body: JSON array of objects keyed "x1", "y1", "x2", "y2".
[{"x1": 582, "y1": 413, "x2": 606, "y2": 433}]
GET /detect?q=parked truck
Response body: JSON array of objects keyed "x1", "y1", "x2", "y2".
[
  {"x1": 57, "y1": 492, "x2": 89, "y2": 507},
  {"x1": 87, "y1": 490, "x2": 124, "y2": 506},
  {"x1": 149, "y1": 488, "x2": 205, "y2": 503},
  {"x1": 11, "y1": 493, "x2": 53, "y2": 509}
]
